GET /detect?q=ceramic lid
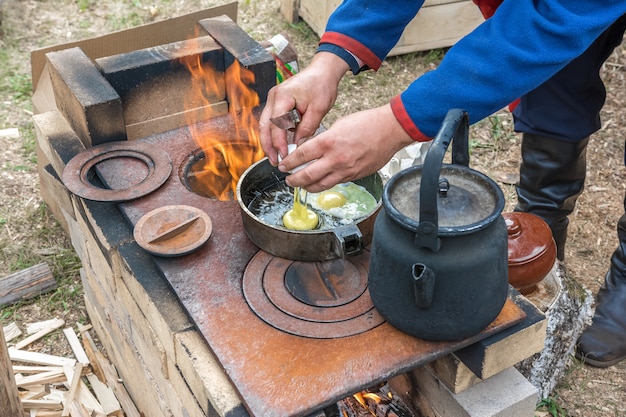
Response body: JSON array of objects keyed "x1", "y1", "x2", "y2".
[{"x1": 504, "y1": 212, "x2": 553, "y2": 264}]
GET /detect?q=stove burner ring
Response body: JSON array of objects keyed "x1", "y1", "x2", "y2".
[
  {"x1": 243, "y1": 251, "x2": 384, "y2": 338},
  {"x1": 62, "y1": 141, "x2": 172, "y2": 202}
]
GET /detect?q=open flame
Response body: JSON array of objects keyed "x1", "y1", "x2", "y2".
[{"x1": 180, "y1": 39, "x2": 265, "y2": 201}]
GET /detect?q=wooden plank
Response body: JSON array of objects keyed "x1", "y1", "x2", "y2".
[
  {"x1": 1, "y1": 325, "x2": 25, "y2": 417},
  {"x1": 21, "y1": 399, "x2": 63, "y2": 411},
  {"x1": 0, "y1": 263, "x2": 57, "y2": 308},
  {"x1": 13, "y1": 365, "x2": 63, "y2": 374},
  {"x1": 453, "y1": 291, "x2": 547, "y2": 380},
  {"x1": 15, "y1": 369, "x2": 66, "y2": 388},
  {"x1": 14, "y1": 318, "x2": 65, "y2": 350},
  {"x1": 61, "y1": 362, "x2": 83, "y2": 417},
  {"x1": 9, "y1": 348, "x2": 76, "y2": 367},
  {"x1": 62, "y1": 327, "x2": 90, "y2": 366}
]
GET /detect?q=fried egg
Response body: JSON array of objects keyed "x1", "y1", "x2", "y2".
[{"x1": 309, "y1": 182, "x2": 377, "y2": 220}]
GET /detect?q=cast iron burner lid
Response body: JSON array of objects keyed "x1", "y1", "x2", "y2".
[{"x1": 243, "y1": 250, "x2": 384, "y2": 338}]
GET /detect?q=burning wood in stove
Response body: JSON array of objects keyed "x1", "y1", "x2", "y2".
[{"x1": 335, "y1": 383, "x2": 417, "y2": 417}]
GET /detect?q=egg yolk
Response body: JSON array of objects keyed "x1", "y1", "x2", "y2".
[
  {"x1": 282, "y1": 187, "x2": 319, "y2": 230},
  {"x1": 316, "y1": 191, "x2": 347, "y2": 210}
]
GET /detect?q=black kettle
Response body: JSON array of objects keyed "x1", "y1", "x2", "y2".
[{"x1": 368, "y1": 109, "x2": 509, "y2": 341}]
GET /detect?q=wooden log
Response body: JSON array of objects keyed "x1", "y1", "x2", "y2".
[
  {"x1": 0, "y1": 262, "x2": 57, "y2": 307},
  {"x1": 0, "y1": 325, "x2": 25, "y2": 417}
]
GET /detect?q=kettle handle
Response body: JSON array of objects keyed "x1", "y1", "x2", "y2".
[{"x1": 414, "y1": 109, "x2": 470, "y2": 251}]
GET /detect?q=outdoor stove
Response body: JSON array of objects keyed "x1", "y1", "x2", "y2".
[{"x1": 33, "y1": 11, "x2": 529, "y2": 417}]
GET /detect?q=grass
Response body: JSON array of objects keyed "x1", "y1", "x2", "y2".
[{"x1": 537, "y1": 396, "x2": 568, "y2": 417}]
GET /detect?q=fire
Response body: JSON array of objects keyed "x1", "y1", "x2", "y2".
[{"x1": 180, "y1": 39, "x2": 265, "y2": 201}]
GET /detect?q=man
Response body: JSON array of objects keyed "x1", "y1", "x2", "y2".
[{"x1": 259, "y1": 0, "x2": 626, "y2": 367}]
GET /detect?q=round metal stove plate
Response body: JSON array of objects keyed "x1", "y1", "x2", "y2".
[
  {"x1": 62, "y1": 141, "x2": 172, "y2": 202},
  {"x1": 242, "y1": 250, "x2": 384, "y2": 339}
]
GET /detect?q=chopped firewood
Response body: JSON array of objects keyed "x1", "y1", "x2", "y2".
[
  {"x1": 62, "y1": 327, "x2": 90, "y2": 366},
  {"x1": 27, "y1": 318, "x2": 67, "y2": 335},
  {"x1": 93, "y1": 347, "x2": 139, "y2": 417},
  {"x1": 75, "y1": 378, "x2": 106, "y2": 415},
  {"x1": 21, "y1": 399, "x2": 63, "y2": 411},
  {"x1": 0, "y1": 262, "x2": 57, "y2": 308},
  {"x1": 13, "y1": 365, "x2": 64, "y2": 374},
  {"x1": 3, "y1": 321, "x2": 22, "y2": 342},
  {"x1": 79, "y1": 328, "x2": 105, "y2": 383},
  {"x1": 9, "y1": 348, "x2": 76, "y2": 367},
  {"x1": 20, "y1": 385, "x2": 50, "y2": 401},
  {"x1": 14, "y1": 318, "x2": 65, "y2": 350},
  {"x1": 62, "y1": 362, "x2": 83, "y2": 416},
  {"x1": 67, "y1": 400, "x2": 93, "y2": 417},
  {"x1": 16, "y1": 369, "x2": 66, "y2": 388},
  {"x1": 28, "y1": 411, "x2": 62, "y2": 417},
  {"x1": 86, "y1": 374, "x2": 121, "y2": 415}
]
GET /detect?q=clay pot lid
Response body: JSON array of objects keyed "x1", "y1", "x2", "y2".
[
  {"x1": 134, "y1": 205, "x2": 212, "y2": 257},
  {"x1": 503, "y1": 212, "x2": 554, "y2": 264}
]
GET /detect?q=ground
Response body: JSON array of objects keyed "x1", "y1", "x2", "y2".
[{"x1": 1, "y1": 0, "x2": 625, "y2": 416}]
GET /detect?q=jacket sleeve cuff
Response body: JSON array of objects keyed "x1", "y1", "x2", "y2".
[
  {"x1": 319, "y1": 32, "x2": 382, "y2": 71},
  {"x1": 316, "y1": 44, "x2": 365, "y2": 75},
  {"x1": 390, "y1": 95, "x2": 432, "y2": 142}
]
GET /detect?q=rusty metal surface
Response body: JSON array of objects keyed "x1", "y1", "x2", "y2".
[
  {"x1": 96, "y1": 117, "x2": 527, "y2": 417},
  {"x1": 62, "y1": 140, "x2": 172, "y2": 202}
]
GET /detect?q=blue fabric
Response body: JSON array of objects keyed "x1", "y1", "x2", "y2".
[
  {"x1": 317, "y1": 43, "x2": 364, "y2": 74},
  {"x1": 321, "y1": 0, "x2": 626, "y2": 139}
]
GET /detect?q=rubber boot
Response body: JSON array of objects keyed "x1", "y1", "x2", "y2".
[
  {"x1": 514, "y1": 134, "x2": 589, "y2": 260},
  {"x1": 576, "y1": 196, "x2": 626, "y2": 367}
]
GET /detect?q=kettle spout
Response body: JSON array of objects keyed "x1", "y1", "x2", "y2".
[{"x1": 412, "y1": 263, "x2": 435, "y2": 309}]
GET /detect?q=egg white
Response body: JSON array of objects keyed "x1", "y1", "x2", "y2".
[{"x1": 308, "y1": 182, "x2": 377, "y2": 220}]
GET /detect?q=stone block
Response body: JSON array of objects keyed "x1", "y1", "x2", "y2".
[
  {"x1": 198, "y1": 16, "x2": 275, "y2": 104},
  {"x1": 96, "y1": 35, "x2": 226, "y2": 134},
  {"x1": 403, "y1": 366, "x2": 538, "y2": 417},
  {"x1": 46, "y1": 47, "x2": 126, "y2": 147}
]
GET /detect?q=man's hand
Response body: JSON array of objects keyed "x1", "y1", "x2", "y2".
[
  {"x1": 259, "y1": 52, "x2": 349, "y2": 166},
  {"x1": 277, "y1": 104, "x2": 415, "y2": 193}
]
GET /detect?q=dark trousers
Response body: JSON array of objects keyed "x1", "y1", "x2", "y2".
[{"x1": 513, "y1": 14, "x2": 626, "y2": 145}]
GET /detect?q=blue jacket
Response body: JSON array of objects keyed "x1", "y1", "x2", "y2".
[{"x1": 318, "y1": 0, "x2": 626, "y2": 141}]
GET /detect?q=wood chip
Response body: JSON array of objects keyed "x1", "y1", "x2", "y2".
[{"x1": 3, "y1": 321, "x2": 22, "y2": 342}]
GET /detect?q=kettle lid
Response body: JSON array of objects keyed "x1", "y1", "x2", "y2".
[{"x1": 384, "y1": 164, "x2": 504, "y2": 236}]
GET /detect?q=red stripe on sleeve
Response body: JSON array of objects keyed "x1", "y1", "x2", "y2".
[{"x1": 320, "y1": 32, "x2": 382, "y2": 70}]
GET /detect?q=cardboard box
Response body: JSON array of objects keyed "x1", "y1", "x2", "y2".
[{"x1": 281, "y1": 0, "x2": 485, "y2": 55}]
